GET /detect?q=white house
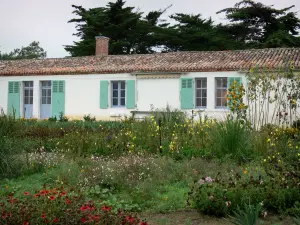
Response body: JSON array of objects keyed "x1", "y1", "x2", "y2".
[{"x1": 0, "y1": 36, "x2": 299, "y2": 121}]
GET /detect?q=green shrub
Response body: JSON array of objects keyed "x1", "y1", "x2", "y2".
[
  {"x1": 83, "y1": 114, "x2": 96, "y2": 122},
  {"x1": 228, "y1": 202, "x2": 262, "y2": 225},
  {"x1": 0, "y1": 185, "x2": 148, "y2": 225},
  {"x1": 209, "y1": 118, "x2": 255, "y2": 163}
]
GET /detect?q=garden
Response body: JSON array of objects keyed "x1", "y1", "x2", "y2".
[{"x1": 1, "y1": 66, "x2": 300, "y2": 225}]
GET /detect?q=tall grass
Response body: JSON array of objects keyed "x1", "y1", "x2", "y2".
[
  {"x1": 209, "y1": 118, "x2": 255, "y2": 163},
  {"x1": 0, "y1": 111, "x2": 22, "y2": 178}
]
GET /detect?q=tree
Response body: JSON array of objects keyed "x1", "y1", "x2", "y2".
[
  {"x1": 217, "y1": 0, "x2": 300, "y2": 48},
  {"x1": 65, "y1": 0, "x2": 167, "y2": 56},
  {"x1": 158, "y1": 13, "x2": 243, "y2": 52},
  {"x1": 0, "y1": 41, "x2": 47, "y2": 60}
]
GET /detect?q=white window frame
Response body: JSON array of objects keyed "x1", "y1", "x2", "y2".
[
  {"x1": 111, "y1": 81, "x2": 126, "y2": 107},
  {"x1": 195, "y1": 78, "x2": 207, "y2": 108},
  {"x1": 215, "y1": 77, "x2": 228, "y2": 108}
]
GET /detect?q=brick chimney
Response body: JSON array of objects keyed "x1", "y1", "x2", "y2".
[{"x1": 95, "y1": 36, "x2": 109, "y2": 56}]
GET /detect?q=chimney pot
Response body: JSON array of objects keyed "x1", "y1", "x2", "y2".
[{"x1": 95, "y1": 36, "x2": 109, "y2": 56}]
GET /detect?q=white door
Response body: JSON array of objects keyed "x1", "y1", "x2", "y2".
[
  {"x1": 24, "y1": 81, "x2": 33, "y2": 119},
  {"x1": 40, "y1": 81, "x2": 52, "y2": 119}
]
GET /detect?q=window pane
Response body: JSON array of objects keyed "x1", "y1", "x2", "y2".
[
  {"x1": 30, "y1": 97, "x2": 33, "y2": 104},
  {"x1": 47, "y1": 97, "x2": 51, "y2": 104},
  {"x1": 121, "y1": 81, "x2": 125, "y2": 89},
  {"x1": 202, "y1": 98, "x2": 207, "y2": 107},
  {"x1": 25, "y1": 90, "x2": 29, "y2": 97},
  {"x1": 42, "y1": 89, "x2": 46, "y2": 97},
  {"x1": 42, "y1": 97, "x2": 46, "y2": 104},
  {"x1": 196, "y1": 80, "x2": 202, "y2": 88},
  {"x1": 222, "y1": 78, "x2": 227, "y2": 88},
  {"x1": 196, "y1": 98, "x2": 202, "y2": 107},
  {"x1": 113, "y1": 82, "x2": 118, "y2": 89},
  {"x1": 202, "y1": 79, "x2": 207, "y2": 88},
  {"x1": 113, "y1": 98, "x2": 118, "y2": 106},
  {"x1": 202, "y1": 89, "x2": 207, "y2": 98},
  {"x1": 222, "y1": 89, "x2": 227, "y2": 98},
  {"x1": 217, "y1": 89, "x2": 221, "y2": 97},
  {"x1": 216, "y1": 78, "x2": 221, "y2": 87},
  {"x1": 24, "y1": 97, "x2": 28, "y2": 104},
  {"x1": 47, "y1": 89, "x2": 51, "y2": 97},
  {"x1": 113, "y1": 90, "x2": 118, "y2": 98},
  {"x1": 30, "y1": 90, "x2": 33, "y2": 96},
  {"x1": 216, "y1": 98, "x2": 221, "y2": 107},
  {"x1": 196, "y1": 89, "x2": 201, "y2": 98},
  {"x1": 221, "y1": 97, "x2": 227, "y2": 107},
  {"x1": 121, "y1": 98, "x2": 125, "y2": 106},
  {"x1": 121, "y1": 90, "x2": 125, "y2": 98}
]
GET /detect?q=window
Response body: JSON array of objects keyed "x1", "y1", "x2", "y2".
[
  {"x1": 41, "y1": 81, "x2": 51, "y2": 105},
  {"x1": 195, "y1": 78, "x2": 207, "y2": 107},
  {"x1": 112, "y1": 81, "x2": 125, "y2": 107},
  {"x1": 215, "y1": 77, "x2": 227, "y2": 108},
  {"x1": 24, "y1": 81, "x2": 33, "y2": 104}
]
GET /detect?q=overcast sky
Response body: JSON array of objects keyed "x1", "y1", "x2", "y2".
[{"x1": 0, "y1": 0, "x2": 299, "y2": 58}]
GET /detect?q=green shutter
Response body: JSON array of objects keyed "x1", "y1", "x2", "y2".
[
  {"x1": 180, "y1": 78, "x2": 194, "y2": 109},
  {"x1": 100, "y1": 80, "x2": 109, "y2": 109},
  {"x1": 126, "y1": 80, "x2": 135, "y2": 109},
  {"x1": 227, "y1": 77, "x2": 242, "y2": 108},
  {"x1": 7, "y1": 81, "x2": 20, "y2": 118},
  {"x1": 52, "y1": 80, "x2": 65, "y2": 118}
]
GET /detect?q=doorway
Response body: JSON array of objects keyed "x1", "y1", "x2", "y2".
[
  {"x1": 40, "y1": 81, "x2": 51, "y2": 119},
  {"x1": 23, "y1": 81, "x2": 33, "y2": 119}
]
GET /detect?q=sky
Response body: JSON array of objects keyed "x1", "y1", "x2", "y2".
[{"x1": 0, "y1": 0, "x2": 299, "y2": 58}]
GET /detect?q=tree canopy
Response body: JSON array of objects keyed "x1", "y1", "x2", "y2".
[
  {"x1": 65, "y1": 0, "x2": 300, "y2": 56},
  {"x1": 0, "y1": 41, "x2": 47, "y2": 60}
]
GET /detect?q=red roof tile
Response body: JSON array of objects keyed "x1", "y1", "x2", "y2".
[{"x1": 0, "y1": 48, "x2": 299, "y2": 76}]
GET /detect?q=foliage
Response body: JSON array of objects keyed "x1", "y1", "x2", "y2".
[
  {"x1": 0, "y1": 185, "x2": 148, "y2": 225},
  {"x1": 65, "y1": 0, "x2": 300, "y2": 56},
  {"x1": 83, "y1": 114, "x2": 96, "y2": 122},
  {"x1": 245, "y1": 63, "x2": 299, "y2": 129},
  {"x1": 217, "y1": 0, "x2": 300, "y2": 48},
  {"x1": 0, "y1": 41, "x2": 46, "y2": 60},
  {"x1": 208, "y1": 118, "x2": 255, "y2": 163},
  {"x1": 227, "y1": 202, "x2": 262, "y2": 225}
]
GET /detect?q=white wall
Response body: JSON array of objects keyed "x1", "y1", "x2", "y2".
[
  {"x1": 0, "y1": 74, "x2": 135, "y2": 120},
  {"x1": 136, "y1": 78, "x2": 180, "y2": 111},
  {"x1": 0, "y1": 71, "x2": 247, "y2": 120}
]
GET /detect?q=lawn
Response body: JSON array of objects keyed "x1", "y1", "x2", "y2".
[{"x1": 1, "y1": 108, "x2": 300, "y2": 225}]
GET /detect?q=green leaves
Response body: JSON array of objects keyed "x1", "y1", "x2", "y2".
[{"x1": 0, "y1": 41, "x2": 46, "y2": 60}]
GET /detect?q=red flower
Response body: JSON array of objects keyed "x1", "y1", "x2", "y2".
[
  {"x1": 81, "y1": 217, "x2": 87, "y2": 223},
  {"x1": 49, "y1": 196, "x2": 56, "y2": 201},
  {"x1": 65, "y1": 197, "x2": 72, "y2": 205},
  {"x1": 60, "y1": 191, "x2": 67, "y2": 196},
  {"x1": 125, "y1": 216, "x2": 136, "y2": 223},
  {"x1": 34, "y1": 194, "x2": 40, "y2": 198},
  {"x1": 40, "y1": 190, "x2": 50, "y2": 195},
  {"x1": 53, "y1": 218, "x2": 59, "y2": 223},
  {"x1": 92, "y1": 215, "x2": 100, "y2": 222},
  {"x1": 24, "y1": 192, "x2": 30, "y2": 196},
  {"x1": 41, "y1": 213, "x2": 46, "y2": 219},
  {"x1": 101, "y1": 206, "x2": 112, "y2": 212},
  {"x1": 140, "y1": 222, "x2": 148, "y2": 225},
  {"x1": 80, "y1": 204, "x2": 95, "y2": 211},
  {"x1": 23, "y1": 221, "x2": 29, "y2": 225}
]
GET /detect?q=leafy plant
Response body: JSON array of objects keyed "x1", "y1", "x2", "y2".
[
  {"x1": 228, "y1": 203, "x2": 262, "y2": 225},
  {"x1": 83, "y1": 114, "x2": 96, "y2": 122}
]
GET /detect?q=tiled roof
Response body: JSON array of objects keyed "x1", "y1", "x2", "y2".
[{"x1": 0, "y1": 48, "x2": 299, "y2": 76}]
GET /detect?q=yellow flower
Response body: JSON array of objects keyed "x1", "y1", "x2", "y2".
[
  {"x1": 5, "y1": 186, "x2": 8, "y2": 189},
  {"x1": 267, "y1": 138, "x2": 271, "y2": 143},
  {"x1": 263, "y1": 159, "x2": 266, "y2": 162},
  {"x1": 163, "y1": 197, "x2": 168, "y2": 201},
  {"x1": 243, "y1": 170, "x2": 247, "y2": 175}
]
